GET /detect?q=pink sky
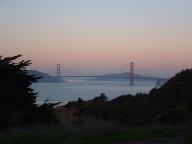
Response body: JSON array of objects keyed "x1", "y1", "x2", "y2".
[{"x1": 1, "y1": 0, "x2": 192, "y2": 77}]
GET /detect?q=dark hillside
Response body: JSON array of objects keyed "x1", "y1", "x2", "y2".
[{"x1": 65, "y1": 69, "x2": 192, "y2": 124}]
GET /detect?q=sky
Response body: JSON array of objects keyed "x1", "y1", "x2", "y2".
[{"x1": 0, "y1": 0, "x2": 192, "y2": 77}]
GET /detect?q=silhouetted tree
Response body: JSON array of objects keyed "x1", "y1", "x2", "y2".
[
  {"x1": 0, "y1": 55, "x2": 39, "y2": 128},
  {"x1": 92, "y1": 93, "x2": 108, "y2": 102}
]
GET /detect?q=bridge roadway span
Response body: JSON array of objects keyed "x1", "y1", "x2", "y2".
[{"x1": 54, "y1": 75, "x2": 167, "y2": 81}]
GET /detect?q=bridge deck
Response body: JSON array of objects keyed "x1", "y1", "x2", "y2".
[{"x1": 53, "y1": 76, "x2": 167, "y2": 81}]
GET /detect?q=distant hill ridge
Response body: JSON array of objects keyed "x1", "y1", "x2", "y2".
[
  {"x1": 28, "y1": 70, "x2": 166, "y2": 82},
  {"x1": 92, "y1": 72, "x2": 166, "y2": 81},
  {"x1": 28, "y1": 70, "x2": 63, "y2": 82}
]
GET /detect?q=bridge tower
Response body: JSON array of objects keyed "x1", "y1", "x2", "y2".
[
  {"x1": 57, "y1": 64, "x2": 61, "y2": 77},
  {"x1": 130, "y1": 62, "x2": 134, "y2": 86}
]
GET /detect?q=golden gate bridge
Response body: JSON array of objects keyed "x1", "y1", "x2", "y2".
[
  {"x1": 53, "y1": 62, "x2": 167, "y2": 86},
  {"x1": 36, "y1": 62, "x2": 168, "y2": 103}
]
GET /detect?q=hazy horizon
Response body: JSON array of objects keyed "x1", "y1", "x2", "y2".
[{"x1": 1, "y1": 0, "x2": 192, "y2": 77}]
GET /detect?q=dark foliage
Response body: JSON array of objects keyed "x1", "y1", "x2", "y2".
[
  {"x1": 35, "y1": 102, "x2": 60, "y2": 124},
  {"x1": 65, "y1": 69, "x2": 192, "y2": 125},
  {"x1": 91, "y1": 93, "x2": 108, "y2": 102},
  {"x1": 0, "y1": 55, "x2": 57, "y2": 129}
]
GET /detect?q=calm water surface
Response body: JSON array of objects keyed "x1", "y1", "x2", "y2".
[{"x1": 33, "y1": 77, "x2": 157, "y2": 104}]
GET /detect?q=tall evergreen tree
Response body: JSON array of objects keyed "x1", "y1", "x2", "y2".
[{"x1": 0, "y1": 55, "x2": 40, "y2": 128}]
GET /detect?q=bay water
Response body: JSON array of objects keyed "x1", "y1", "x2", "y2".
[{"x1": 33, "y1": 77, "x2": 157, "y2": 104}]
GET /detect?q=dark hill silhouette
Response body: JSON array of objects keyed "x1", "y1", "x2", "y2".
[{"x1": 65, "y1": 69, "x2": 192, "y2": 124}]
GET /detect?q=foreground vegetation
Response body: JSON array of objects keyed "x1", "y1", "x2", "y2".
[
  {"x1": 0, "y1": 122, "x2": 191, "y2": 144},
  {"x1": 65, "y1": 69, "x2": 192, "y2": 125},
  {"x1": 0, "y1": 55, "x2": 57, "y2": 129}
]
